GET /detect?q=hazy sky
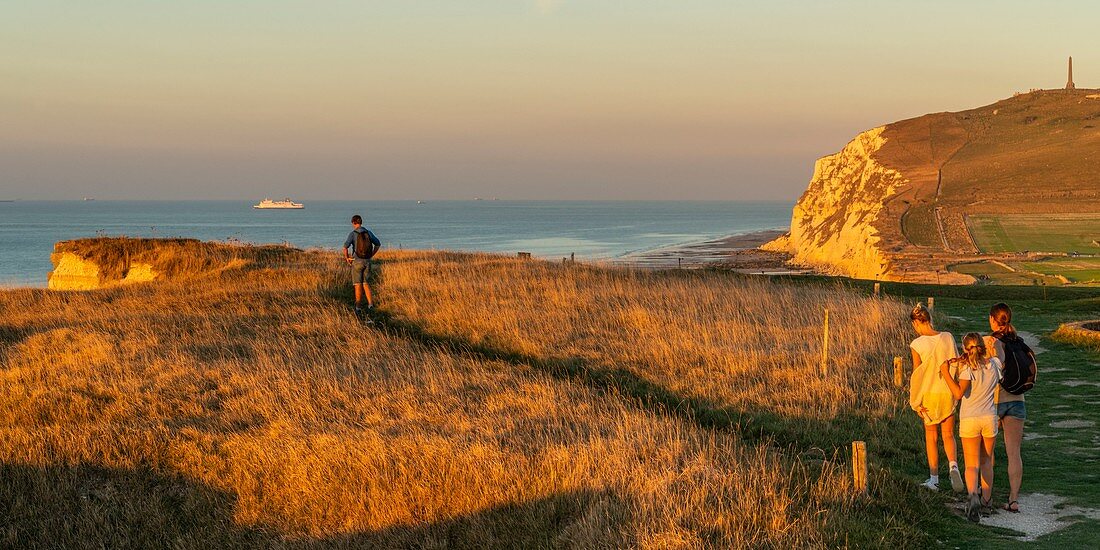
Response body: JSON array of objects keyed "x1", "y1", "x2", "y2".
[{"x1": 2, "y1": 1, "x2": 1096, "y2": 200}]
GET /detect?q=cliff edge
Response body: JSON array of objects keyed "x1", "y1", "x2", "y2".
[{"x1": 47, "y1": 238, "x2": 271, "y2": 291}]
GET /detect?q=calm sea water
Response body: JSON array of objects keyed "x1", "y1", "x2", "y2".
[{"x1": 0, "y1": 200, "x2": 791, "y2": 287}]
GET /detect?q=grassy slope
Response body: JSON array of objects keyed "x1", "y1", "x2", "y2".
[
  {"x1": 873, "y1": 90, "x2": 1100, "y2": 277},
  {"x1": 4, "y1": 239, "x2": 1100, "y2": 547},
  {"x1": 941, "y1": 92, "x2": 1100, "y2": 216}
]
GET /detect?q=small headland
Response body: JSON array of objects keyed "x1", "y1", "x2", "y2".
[{"x1": 47, "y1": 237, "x2": 296, "y2": 290}]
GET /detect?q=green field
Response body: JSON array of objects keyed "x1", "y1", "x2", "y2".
[
  {"x1": 1019, "y1": 257, "x2": 1100, "y2": 284},
  {"x1": 902, "y1": 204, "x2": 942, "y2": 247},
  {"x1": 968, "y1": 214, "x2": 1100, "y2": 254},
  {"x1": 949, "y1": 261, "x2": 1063, "y2": 286}
]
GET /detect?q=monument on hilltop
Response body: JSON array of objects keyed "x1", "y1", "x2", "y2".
[{"x1": 1066, "y1": 56, "x2": 1075, "y2": 90}]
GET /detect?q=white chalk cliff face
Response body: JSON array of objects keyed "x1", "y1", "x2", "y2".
[
  {"x1": 48, "y1": 252, "x2": 158, "y2": 291},
  {"x1": 764, "y1": 127, "x2": 907, "y2": 279}
]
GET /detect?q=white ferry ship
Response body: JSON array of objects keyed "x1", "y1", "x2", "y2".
[{"x1": 253, "y1": 198, "x2": 304, "y2": 209}]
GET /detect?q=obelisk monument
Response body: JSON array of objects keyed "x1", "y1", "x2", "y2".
[{"x1": 1067, "y1": 56, "x2": 1075, "y2": 90}]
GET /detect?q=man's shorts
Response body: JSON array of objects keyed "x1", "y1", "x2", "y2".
[
  {"x1": 997, "y1": 401, "x2": 1027, "y2": 421},
  {"x1": 959, "y1": 415, "x2": 998, "y2": 439},
  {"x1": 351, "y1": 259, "x2": 372, "y2": 285}
]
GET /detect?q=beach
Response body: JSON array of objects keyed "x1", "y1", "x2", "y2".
[{"x1": 616, "y1": 229, "x2": 798, "y2": 272}]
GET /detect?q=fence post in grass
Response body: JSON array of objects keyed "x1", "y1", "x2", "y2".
[
  {"x1": 927, "y1": 297, "x2": 934, "y2": 313},
  {"x1": 852, "y1": 441, "x2": 868, "y2": 494},
  {"x1": 678, "y1": 257, "x2": 682, "y2": 269},
  {"x1": 821, "y1": 308, "x2": 830, "y2": 376},
  {"x1": 893, "y1": 356, "x2": 903, "y2": 388},
  {"x1": 873, "y1": 282, "x2": 880, "y2": 297},
  {"x1": 570, "y1": 252, "x2": 575, "y2": 264}
]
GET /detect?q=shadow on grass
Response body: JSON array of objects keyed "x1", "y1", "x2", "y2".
[
  {"x1": 319, "y1": 260, "x2": 977, "y2": 546},
  {"x1": 362, "y1": 301, "x2": 918, "y2": 460},
  {"x1": 321, "y1": 259, "x2": 926, "y2": 458},
  {"x1": 0, "y1": 462, "x2": 624, "y2": 549}
]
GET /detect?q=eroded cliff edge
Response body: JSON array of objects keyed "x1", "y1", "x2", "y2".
[
  {"x1": 762, "y1": 127, "x2": 904, "y2": 279},
  {"x1": 46, "y1": 238, "x2": 263, "y2": 291},
  {"x1": 49, "y1": 250, "x2": 158, "y2": 290}
]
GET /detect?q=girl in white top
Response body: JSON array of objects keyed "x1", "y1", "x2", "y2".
[
  {"x1": 908, "y1": 304, "x2": 962, "y2": 492},
  {"x1": 940, "y1": 332, "x2": 1003, "y2": 523}
]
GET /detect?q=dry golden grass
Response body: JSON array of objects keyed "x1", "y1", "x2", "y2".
[
  {"x1": 1, "y1": 240, "x2": 926, "y2": 548},
  {"x1": 379, "y1": 251, "x2": 911, "y2": 423}
]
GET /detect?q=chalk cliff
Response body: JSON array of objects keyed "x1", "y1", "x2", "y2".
[
  {"x1": 46, "y1": 238, "x2": 292, "y2": 291},
  {"x1": 763, "y1": 127, "x2": 904, "y2": 279},
  {"x1": 48, "y1": 251, "x2": 158, "y2": 291}
]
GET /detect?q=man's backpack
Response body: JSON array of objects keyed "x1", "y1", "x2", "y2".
[
  {"x1": 354, "y1": 230, "x2": 375, "y2": 259},
  {"x1": 995, "y1": 331, "x2": 1036, "y2": 395}
]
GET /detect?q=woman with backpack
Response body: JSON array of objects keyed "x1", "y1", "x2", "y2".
[
  {"x1": 908, "y1": 304, "x2": 964, "y2": 493},
  {"x1": 986, "y1": 302, "x2": 1037, "y2": 514},
  {"x1": 939, "y1": 333, "x2": 1003, "y2": 522}
]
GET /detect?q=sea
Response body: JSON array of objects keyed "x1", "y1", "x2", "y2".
[{"x1": 0, "y1": 200, "x2": 792, "y2": 287}]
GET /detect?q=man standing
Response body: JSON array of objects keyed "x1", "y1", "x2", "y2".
[{"x1": 343, "y1": 214, "x2": 381, "y2": 316}]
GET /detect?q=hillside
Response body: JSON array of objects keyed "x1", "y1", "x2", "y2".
[{"x1": 767, "y1": 89, "x2": 1100, "y2": 283}]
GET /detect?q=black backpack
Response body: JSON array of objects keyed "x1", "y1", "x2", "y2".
[
  {"x1": 995, "y1": 331, "x2": 1036, "y2": 395},
  {"x1": 354, "y1": 230, "x2": 376, "y2": 259}
]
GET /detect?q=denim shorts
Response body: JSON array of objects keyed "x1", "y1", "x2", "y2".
[
  {"x1": 997, "y1": 401, "x2": 1027, "y2": 421},
  {"x1": 351, "y1": 259, "x2": 372, "y2": 285}
]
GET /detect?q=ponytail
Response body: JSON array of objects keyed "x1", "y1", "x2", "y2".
[{"x1": 990, "y1": 302, "x2": 1016, "y2": 337}]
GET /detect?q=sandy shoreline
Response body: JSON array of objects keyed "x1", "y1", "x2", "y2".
[{"x1": 613, "y1": 229, "x2": 801, "y2": 272}]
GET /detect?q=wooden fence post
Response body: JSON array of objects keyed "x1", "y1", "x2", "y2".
[
  {"x1": 873, "y1": 282, "x2": 880, "y2": 297},
  {"x1": 927, "y1": 297, "x2": 934, "y2": 313},
  {"x1": 821, "y1": 308, "x2": 830, "y2": 375},
  {"x1": 852, "y1": 441, "x2": 868, "y2": 494},
  {"x1": 893, "y1": 356, "x2": 903, "y2": 388}
]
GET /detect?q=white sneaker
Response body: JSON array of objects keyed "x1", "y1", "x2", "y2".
[
  {"x1": 949, "y1": 467, "x2": 965, "y2": 493},
  {"x1": 920, "y1": 478, "x2": 939, "y2": 491}
]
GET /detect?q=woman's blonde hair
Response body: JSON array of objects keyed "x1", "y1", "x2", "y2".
[
  {"x1": 961, "y1": 332, "x2": 988, "y2": 367},
  {"x1": 909, "y1": 303, "x2": 932, "y2": 325}
]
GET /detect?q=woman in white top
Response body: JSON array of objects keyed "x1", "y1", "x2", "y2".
[
  {"x1": 940, "y1": 332, "x2": 1003, "y2": 523},
  {"x1": 908, "y1": 304, "x2": 962, "y2": 492}
]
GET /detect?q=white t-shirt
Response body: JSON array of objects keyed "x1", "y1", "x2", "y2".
[
  {"x1": 958, "y1": 357, "x2": 1003, "y2": 419},
  {"x1": 909, "y1": 332, "x2": 959, "y2": 423}
]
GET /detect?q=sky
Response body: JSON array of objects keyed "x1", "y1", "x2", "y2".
[{"x1": 1, "y1": 1, "x2": 1097, "y2": 201}]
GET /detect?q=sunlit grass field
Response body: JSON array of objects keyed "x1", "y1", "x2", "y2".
[
  {"x1": 949, "y1": 261, "x2": 1064, "y2": 286},
  {"x1": 967, "y1": 214, "x2": 1100, "y2": 254},
  {"x1": 0, "y1": 238, "x2": 1024, "y2": 548},
  {"x1": 1018, "y1": 257, "x2": 1100, "y2": 285}
]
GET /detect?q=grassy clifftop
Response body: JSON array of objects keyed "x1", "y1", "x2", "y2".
[
  {"x1": 47, "y1": 238, "x2": 298, "y2": 290},
  {"x1": 2, "y1": 237, "x2": 972, "y2": 548}
]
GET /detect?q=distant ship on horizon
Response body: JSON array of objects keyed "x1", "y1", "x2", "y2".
[{"x1": 253, "y1": 198, "x2": 304, "y2": 209}]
